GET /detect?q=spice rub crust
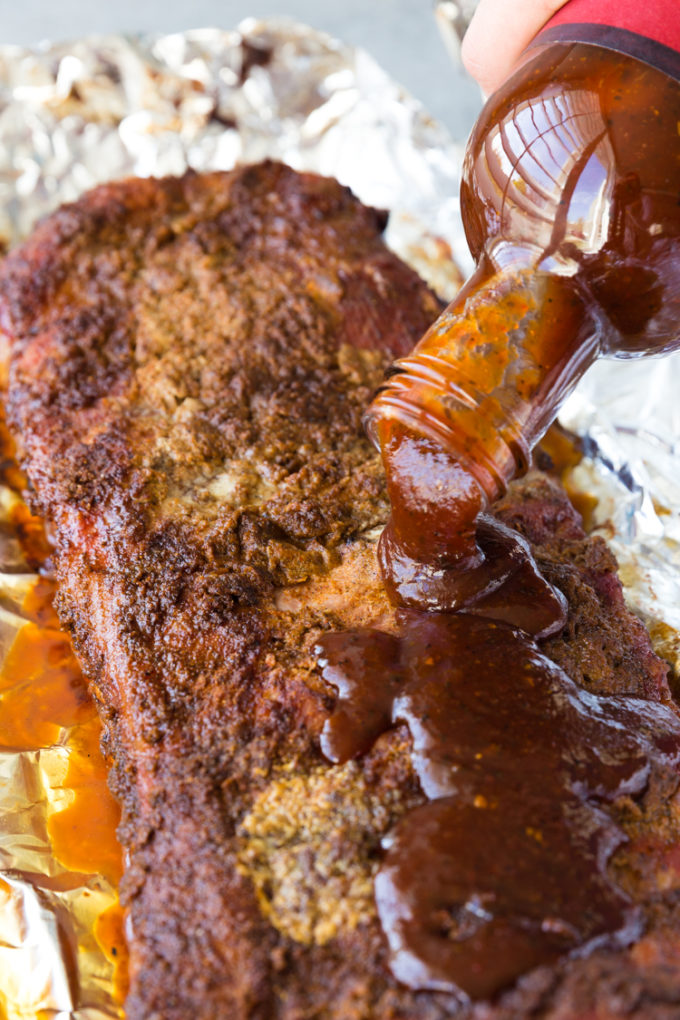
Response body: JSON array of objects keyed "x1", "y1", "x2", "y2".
[{"x1": 0, "y1": 162, "x2": 679, "y2": 1019}]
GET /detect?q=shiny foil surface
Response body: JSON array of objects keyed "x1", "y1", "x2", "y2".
[{"x1": 0, "y1": 14, "x2": 678, "y2": 1019}]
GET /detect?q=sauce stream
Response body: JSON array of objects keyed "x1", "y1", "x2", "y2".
[
  {"x1": 329, "y1": 50, "x2": 680, "y2": 996},
  {"x1": 316, "y1": 420, "x2": 680, "y2": 999}
]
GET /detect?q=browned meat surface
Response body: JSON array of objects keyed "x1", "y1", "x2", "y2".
[{"x1": 0, "y1": 161, "x2": 679, "y2": 1019}]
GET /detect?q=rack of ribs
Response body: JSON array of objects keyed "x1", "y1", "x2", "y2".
[{"x1": 1, "y1": 161, "x2": 679, "y2": 1019}]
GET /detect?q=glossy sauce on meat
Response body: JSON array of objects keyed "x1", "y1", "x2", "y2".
[
  {"x1": 318, "y1": 611, "x2": 680, "y2": 999},
  {"x1": 317, "y1": 376, "x2": 680, "y2": 999},
  {"x1": 319, "y1": 50, "x2": 680, "y2": 997},
  {"x1": 314, "y1": 46, "x2": 680, "y2": 989}
]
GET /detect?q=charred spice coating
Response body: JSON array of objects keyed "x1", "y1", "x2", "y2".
[{"x1": 0, "y1": 162, "x2": 679, "y2": 1018}]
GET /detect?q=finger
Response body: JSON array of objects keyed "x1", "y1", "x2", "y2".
[{"x1": 461, "y1": 0, "x2": 571, "y2": 95}]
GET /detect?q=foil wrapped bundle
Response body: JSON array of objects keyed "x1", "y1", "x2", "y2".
[{"x1": 0, "y1": 15, "x2": 678, "y2": 1019}]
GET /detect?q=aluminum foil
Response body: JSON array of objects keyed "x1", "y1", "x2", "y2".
[
  {"x1": 0, "y1": 13, "x2": 679, "y2": 1020},
  {"x1": 560, "y1": 358, "x2": 680, "y2": 677},
  {"x1": 435, "y1": 0, "x2": 480, "y2": 64},
  {"x1": 0, "y1": 489, "x2": 124, "y2": 1020}
]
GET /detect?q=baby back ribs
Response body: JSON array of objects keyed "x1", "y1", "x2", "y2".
[{"x1": 1, "y1": 162, "x2": 680, "y2": 1019}]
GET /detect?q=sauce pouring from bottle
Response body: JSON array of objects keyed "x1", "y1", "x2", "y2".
[
  {"x1": 317, "y1": 1, "x2": 680, "y2": 1001},
  {"x1": 367, "y1": 16, "x2": 680, "y2": 602}
]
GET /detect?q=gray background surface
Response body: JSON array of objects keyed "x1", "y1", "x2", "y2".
[{"x1": 0, "y1": 0, "x2": 483, "y2": 141}]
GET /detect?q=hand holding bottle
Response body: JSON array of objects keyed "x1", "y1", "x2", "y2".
[{"x1": 368, "y1": 0, "x2": 680, "y2": 599}]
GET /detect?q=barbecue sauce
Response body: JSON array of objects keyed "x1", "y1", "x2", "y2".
[
  {"x1": 318, "y1": 614, "x2": 680, "y2": 999},
  {"x1": 317, "y1": 6, "x2": 680, "y2": 1001}
]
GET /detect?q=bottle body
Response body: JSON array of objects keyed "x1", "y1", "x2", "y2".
[
  {"x1": 461, "y1": 38, "x2": 680, "y2": 358},
  {"x1": 367, "y1": 35, "x2": 680, "y2": 554}
]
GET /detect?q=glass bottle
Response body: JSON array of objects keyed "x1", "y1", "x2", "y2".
[{"x1": 366, "y1": 0, "x2": 680, "y2": 571}]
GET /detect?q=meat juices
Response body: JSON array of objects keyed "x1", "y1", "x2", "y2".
[{"x1": 1, "y1": 162, "x2": 679, "y2": 1018}]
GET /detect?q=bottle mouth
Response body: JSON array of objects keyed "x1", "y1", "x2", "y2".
[{"x1": 364, "y1": 353, "x2": 531, "y2": 505}]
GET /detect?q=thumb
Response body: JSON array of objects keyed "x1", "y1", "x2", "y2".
[{"x1": 461, "y1": 0, "x2": 571, "y2": 95}]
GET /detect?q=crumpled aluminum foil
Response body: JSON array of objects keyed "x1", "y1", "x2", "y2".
[
  {"x1": 0, "y1": 495, "x2": 124, "y2": 1019},
  {"x1": 560, "y1": 358, "x2": 680, "y2": 676},
  {"x1": 0, "y1": 14, "x2": 678, "y2": 1020}
]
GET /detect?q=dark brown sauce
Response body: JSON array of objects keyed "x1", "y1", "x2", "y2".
[
  {"x1": 314, "y1": 37, "x2": 680, "y2": 1002},
  {"x1": 318, "y1": 397, "x2": 680, "y2": 1000},
  {"x1": 317, "y1": 612, "x2": 680, "y2": 1000},
  {"x1": 379, "y1": 511, "x2": 567, "y2": 638},
  {"x1": 318, "y1": 405, "x2": 680, "y2": 998}
]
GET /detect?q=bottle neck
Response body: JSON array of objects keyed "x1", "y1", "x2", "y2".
[{"x1": 365, "y1": 259, "x2": 601, "y2": 511}]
